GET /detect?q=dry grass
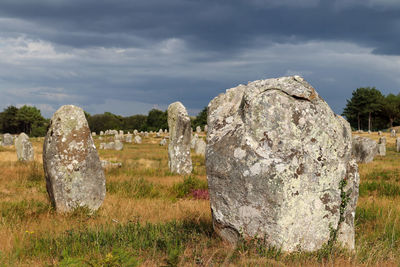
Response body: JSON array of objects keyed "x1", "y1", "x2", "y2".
[{"x1": 0, "y1": 132, "x2": 399, "y2": 266}]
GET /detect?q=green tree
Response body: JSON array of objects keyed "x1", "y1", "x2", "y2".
[
  {"x1": 16, "y1": 105, "x2": 45, "y2": 135},
  {"x1": 123, "y1": 115, "x2": 147, "y2": 131},
  {"x1": 146, "y1": 109, "x2": 167, "y2": 131},
  {"x1": 382, "y1": 94, "x2": 400, "y2": 128},
  {"x1": 342, "y1": 87, "x2": 384, "y2": 131},
  {"x1": 192, "y1": 107, "x2": 207, "y2": 129},
  {"x1": 0, "y1": 106, "x2": 19, "y2": 134}
]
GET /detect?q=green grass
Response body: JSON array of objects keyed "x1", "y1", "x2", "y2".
[
  {"x1": 171, "y1": 176, "x2": 208, "y2": 198},
  {"x1": 107, "y1": 178, "x2": 161, "y2": 199},
  {"x1": 21, "y1": 219, "x2": 213, "y2": 266},
  {"x1": 0, "y1": 200, "x2": 51, "y2": 226},
  {"x1": 359, "y1": 181, "x2": 400, "y2": 197}
]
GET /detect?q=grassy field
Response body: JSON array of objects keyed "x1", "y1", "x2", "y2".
[{"x1": 0, "y1": 131, "x2": 399, "y2": 266}]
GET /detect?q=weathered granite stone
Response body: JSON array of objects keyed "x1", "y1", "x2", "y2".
[
  {"x1": 168, "y1": 102, "x2": 192, "y2": 174},
  {"x1": 206, "y1": 76, "x2": 359, "y2": 252},
  {"x1": 352, "y1": 136, "x2": 377, "y2": 163},
  {"x1": 391, "y1": 129, "x2": 396, "y2": 137},
  {"x1": 114, "y1": 140, "x2": 123, "y2": 150},
  {"x1": 133, "y1": 130, "x2": 138, "y2": 135},
  {"x1": 377, "y1": 143, "x2": 386, "y2": 156},
  {"x1": 196, "y1": 126, "x2": 201, "y2": 133},
  {"x1": 2, "y1": 133, "x2": 13, "y2": 146},
  {"x1": 396, "y1": 138, "x2": 400, "y2": 152},
  {"x1": 378, "y1": 131, "x2": 382, "y2": 135},
  {"x1": 164, "y1": 129, "x2": 168, "y2": 133},
  {"x1": 134, "y1": 135, "x2": 142, "y2": 144},
  {"x1": 100, "y1": 160, "x2": 122, "y2": 169},
  {"x1": 125, "y1": 134, "x2": 133, "y2": 143},
  {"x1": 160, "y1": 138, "x2": 167, "y2": 146},
  {"x1": 204, "y1": 125, "x2": 208, "y2": 132},
  {"x1": 119, "y1": 130, "x2": 124, "y2": 135},
  {"x1": 100, "y1": 131, "x2": 104, "y2": 136},
  {"x1": 15, "y1": 133, "x2": 34, "y2": 162},
  {"x1": 43, "y1": 105, "x2": 105, "y2": 213},
  {"x1": 99, "y1": 143, "x2": 105, "y2": 149},
  {"x1": 194, "y1": 138, "x2": 206, "y2": 155},
  {"x1": 156, "y1": 133, "x2": 161, "y2": 138},
  {"x1": 191, "y1": 134, "x2": 198, "y2": 149},
  {"x1": 379, "y1": 137, "x2": 386, "y2": 145},
  {"x1": 92, "y1": 132, "x2": 96, "y2": 136}
]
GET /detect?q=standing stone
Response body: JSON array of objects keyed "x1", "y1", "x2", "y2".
[
  {"x1": 204, "y1": 125, "x2": 208, "y2": 132},
  {"x1": 191, "y1": 134, "x2": 198, "y2": 149},
  {"x1": 134, "y1": 135, "x2": 142, "y2": 144},
  {"x1": 144, "y1": 132, "x2": 149, "y2": 137},
  {"x1": 196, "y1": 126, "x2": 201, "y2": 133},
  {"x1": 206, "y1": 76, "x2": 359, "y2": 252},
  {"x1": 119, "y1": 130, "x2": 124, "y2": 135},
  {"x1": 352, "y1": 136, "x2": 377, "y2": 163},
  {"x1": 377, "y1": 143, "x2": 386, "y2": 156},
  {"x1": 378, "y1": 131, "x2": 382, "y2": 135},
  {"x1": 156, "y1": 133, "x2": 161, "y2": 138},
  {"x1": 133, "y1": 129, "x2": 138, "y2": 135},
  {"x1": 100, "y1": 131, "x2": 104, "y2": 136},
  {"x1": 167, "y1": 102, "x2": 192, "y2": 174},
  {"x1": 125, "y1": 134, "x2": 133, "y2": 143},
  {"x1": 379, "y1": 137, "x2": 386, "y2": 145},
  {"x1": 396, "y1": 138, "x2": 400, "y2": 152},
  {"x1": 15, "y1": 133, "x2": 34, "y2": 162},
  {"x1": 164, "y1": 129, "x2": 168, "y2": 133},
  {"x1": 160, "y1": 138, "x2": 167, "y2": 146},
  {"x1": 2, "y1": 133, "x2": 13, "y2": 146},
  {"x1": 99, "y1": 143, "x2": 105, "y2": 149},
  {"x1": 43, "y1": 105, "x2": 106, "y2": 213},
  {"x1": 391, "y1": 129, "x2": 396, "y2": 137},
  {"x1": 92, "y1": 132, "x2": 96, "y2": 136},
  {"x1": 114, "y1": 140, "x2": 123, "y2": 151},
  {"x1": 194, "y1": 139, "x2": 206, "y2": 156}
]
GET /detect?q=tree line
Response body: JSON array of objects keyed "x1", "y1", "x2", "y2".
[
  {"x1": 0, "y1": 105, "x2": 208, "y2": 137},
  {"x1": 342, "y1": 87, "x2": 400, "y2": 131}
]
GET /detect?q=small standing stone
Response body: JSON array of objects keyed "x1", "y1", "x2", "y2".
[
  {"x1": 396, "y1": 138, "x2": 400, "y2": 152},
  {"x1": 378, "y1": 131, "x2": 382, "y2": 135},
  {"x1": 377, "y1": 143, "x2": 386, "y2": 156},
  {"x1": 160, "y1": 138, "x2": 167, "y2": 146},
  {"x1": 125, "y1": 134, "x2": 133, "y2": 143},
  {"x1": 391, "y1": 129, "x2": 396, "y2": 137},
  {"x1": 204, "y1": 125, "x2": 208, "y2": 132},
  {"x1": 352, "y1": 136, "x2": 377, "y2": 163},
  {"x1": 191, "y1": 134, "x2": 198, "y2": 149},
  {"x1": 43, "y1": 105, "x2": 105, "y2": 213},
  {"x1": 379, "y1": 137, "x2": 386, "y2": 145},
  {"x1": 196, "y1": 126, "x2": 201, "y2": 133},
  {"x1": 114, "y1": 140, "x2": 123, "y2": 150},
  {"x1": 167, "y1": 102, "x2": 192, "y2": 174},
  {"x1": 134, "y1": 135, "x2": 142, "y2": 144},
  {"x1": 15, "y1": 133, "x2": 34, "y2": 162},
  {"x1": 2, "y1": 133, "x2": 13, "y2": 146},
  {"x1": 194, "y1": 139, "x2": 206, "y2": 155},
  {"x1": 92, "y1": 132, "x2": 96, "y2": 136},
  {"x1": 100, "y1": 131, "x2": 104, "y2": 135}
]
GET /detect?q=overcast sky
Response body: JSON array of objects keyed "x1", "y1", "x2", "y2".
[{"x1": 0, "y1": 0, "x2": 399, "y2": 118}]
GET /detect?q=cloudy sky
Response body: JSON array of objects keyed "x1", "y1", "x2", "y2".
[{"x1": 0, "y1": 0, "x2": 399, "y2": 117}]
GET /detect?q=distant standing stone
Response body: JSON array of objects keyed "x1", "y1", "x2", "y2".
[
  {"x1": 114, "y1": 140, "x2": 123, "y2": 150},
  {"x1": 167, "y1": 102, "x2": 192, "y2": 174},
  {"x1": 92, "y1": 132, "x2": 96, "y2": 136},
  {"x1": 191, "y1": 134, "x2": 198, "y2": 149},
  {"x1": 100, "y1": 131, "x2": 104, "y2": 135},
  {"x1": 164, "y1": 129, "x2": 168, "y2": 133},
  {"x1": 204, "y1": 125, "x2": 208, "y2": 132},
  {"x1": 134, "y1": 135, "x2": 142, "y2": 144},
  {"x1": 377, "y1": 143, "x2": 386, "y2": 156},
  {"x1": 2, "y1": 133, "x2": 13, "y2": 146},
  {"x1": 133, "y1": 130, "x2": 138, "y2": 135},
  {"x1": 396, "y1": 138, "x2": 400, "y2": 152},
  {"x1": 125, "y1": 134, "x2": 133, "y2": 143},
  {"x1": 352, "y1": 136, "x2": 377, "y2": 163},
  {"x1": 119, "y1": 130, "x2": 124, "y2": 135},
  {"x1": 160, "y1": 138, "x2": 167, "y2": 146},
  {"x1": 379, "y1": 137, "x2": 386, "y2": 145},
  {"x1": 391, "y1": 129, "x2": 396, "y2": 137},
  {"x1": 43, "y1": 105, "x2": 106, "y2": 213},
  {"x1": 207, "y1": 76, "x2": 359, "y2": 252},
  {"x1": 378, "y1": 131, "x2": 382, "y2": 135},
  {"x1": 194, "y1": 139, "x2": 206, "y2": 155},
  {"x1": 196, "y1": 126, "x2": 201, "y2": 133},
  {"x1": 15, "y1": 133, "x2": 34, "y2": 162}
]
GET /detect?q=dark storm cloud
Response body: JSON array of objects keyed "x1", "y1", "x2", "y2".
[
  {"x1": 0, "y1": 0, "x2": 399, "y2": 117},
  {"x1": 0, "y1": 0, "x2": 399, "y2": 55}
]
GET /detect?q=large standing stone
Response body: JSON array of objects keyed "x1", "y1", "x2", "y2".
[
  {"x1": 206, "y1": 76, "x2": 359, "y2": 252},
  {"x1": 352, "y1": 136, "x2": 377, "y2": 163},
  {"x1": 2, "y1": 133, "x2": 13, "y2": 146},
  {"x1": 391, "y1": 129, "x2": 396, "y2": 137},
  {"x1": 377, "y1": 143, "x2": 386, "y2": 156},
  {"x1": 167, "y1": 102, "x2": 192, "y2": 174},
  {"x1": 43, "y1": 105, "x2": 106, "y2": 213},
  {"x1": 15, "y1": 133, "x2": 34, "y2": 162}
]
